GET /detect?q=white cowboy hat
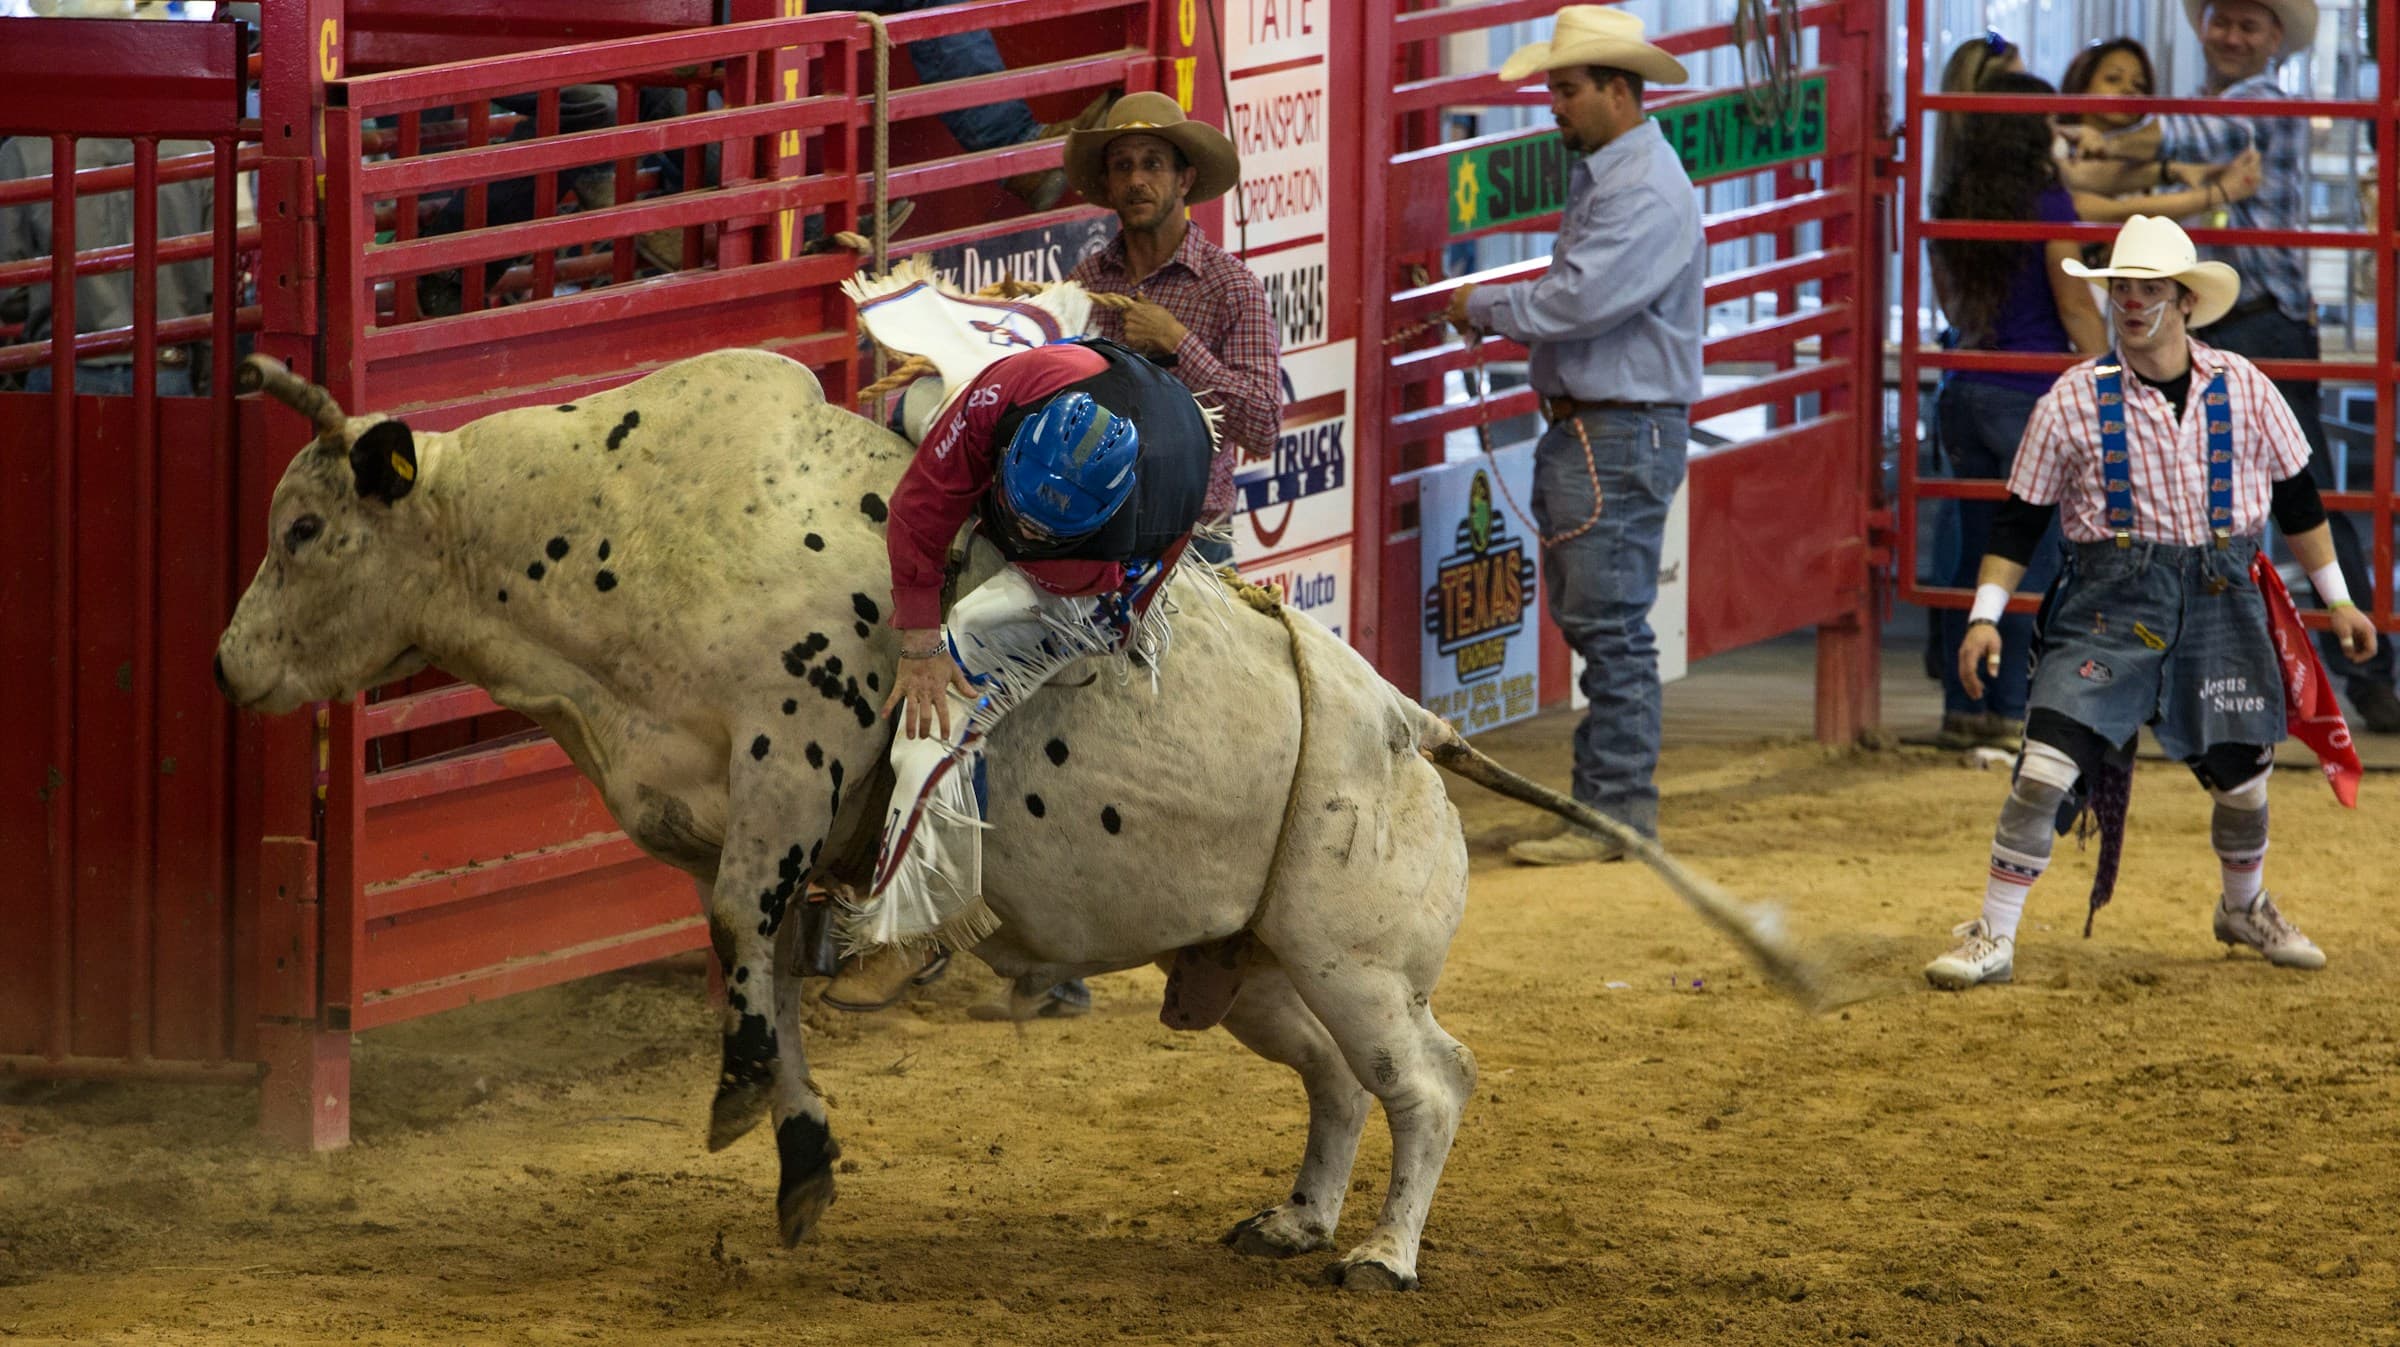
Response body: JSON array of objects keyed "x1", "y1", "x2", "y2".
[
  {"x1": 1064, "y1": 91, "x2": 1240, "y2": 206},
  {"x1": 2182, "y1": 0, "x2": 2316, "y2": 58},
  {"x1": 1498, "y1": 5, "x2": 1689, "y2": 86},
  {"x1": 2061, "y1": 214, "x2": 2243, "y2": 328}
]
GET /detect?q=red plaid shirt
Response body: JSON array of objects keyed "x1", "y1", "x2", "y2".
[
  {"x1": 2010, "y1": 340, "x2": 2312, "y2": 545},
  {"x1": 1071, "y1": 226, "x2": 1282, "y2": 521}
]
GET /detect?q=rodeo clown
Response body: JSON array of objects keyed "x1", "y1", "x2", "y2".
[
  {"x1": 1926, "y1": 214, "x2": 2379, "y2": 991},
  {"x1": 837, "y1": 266, "x2": 1217, "y2": 958}
]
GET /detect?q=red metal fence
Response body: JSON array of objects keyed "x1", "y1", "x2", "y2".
[{"x1": 1357, "y1": 0, "x2": 1888, "y2": 738}]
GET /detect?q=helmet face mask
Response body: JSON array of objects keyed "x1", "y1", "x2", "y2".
[{"x1": 998, "y1": 392, "x2": 1139, "y2": 544}]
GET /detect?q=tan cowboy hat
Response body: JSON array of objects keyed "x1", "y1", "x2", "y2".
[
  {"x1": 1064, "y1": 92, "x2": 1240, "y2": 206},
  {"x1": 1498, "y1": 5, "x2": 1689, "y2": 86},
  {"x1": 2182, "y1": 0, "x2": 2316, "y2": 58},
  {"x1": 2061, "y1": 214, "x2": 2243, "y2": 328}
]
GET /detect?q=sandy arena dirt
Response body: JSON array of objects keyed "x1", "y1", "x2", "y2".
[{"x1": 5, "y1": 715, "x2": 2398, "y2": 1346}]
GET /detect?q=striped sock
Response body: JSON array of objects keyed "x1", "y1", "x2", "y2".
[
  {"x1": 1983, "y1": 844, "x2": 2046, "y2": 942},
  {"x1": 2219, "y1": 848, "x2": 2267, "y2": 911}
]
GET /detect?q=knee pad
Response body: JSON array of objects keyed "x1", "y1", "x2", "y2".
[
  {"x1": 1995, "y1": 742, "x2": 2080, "y2": 858},
  {"x1": 2191, "y1": 743, "x2": 2274, "y2": 808}
]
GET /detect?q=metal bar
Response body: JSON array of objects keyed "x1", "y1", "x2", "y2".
[
  {"x1": 1355, "y1": 0, "x2": 1396, "y2": 671},
  {"x1": 363, "y1": 834, "x2": 654, "y2": 923},
  {"x1": 1921, "y1": 92, "x2": 2369, "y2": 118},
  {"x1": 348, "y1": 918, "x2": 707, "y2": 1034},
  {"x1": 874, "y1": 0, "x2": 1147, "y2": 43},
  {"x1": 1896, "y1": 0, "x2": 1923, "y2": 630},
  {"x1": 0, "y1": 224, "x2": 264, "y2": 295},
  {"x1": 358, "y1": 253, "x2": 856, "y2": 363},
  {"x1": 44, "y1": 131, "x2": 76, "y2": 1062},
  {"x1": 1922, "y1": 219, "x2": 2374, "y2": 250},
  {"x1": 0, "y1": 306, "x2": 263, "y2": 375},
  {"x1": 361, "y1": 737, "x2": 571, "y2": 813},
  {"x1": 357, "y1": 176, "x2": 845, "y2": 280},
  {"x1": 0, "y1": 1054, "x2": 264, "y2": 1085},
  {"x1": 129, "y1": 135, "x2": 159, "y2": 1064},
  {"x1": 360, "y1": 682, "x2": 503, "y2": 737},
  {"x1": 332, "y1": 15, "x2": 858, "y2": 114},
  {"x1": 0, "y1": 142, "x2": 261, "y2": 209},
  {"x1": 354, "y1": 96, "x2": 851, "y2": 199},
  {"x1": 532, "y1": 87, "x2": 558, "y2": 302},
  {"x1": 882, "y1": 50, "x2": 1140, "y2": 122}
]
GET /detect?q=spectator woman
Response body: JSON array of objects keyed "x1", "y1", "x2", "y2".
[
  {"x1": 2055, "y1": 38, "x2": 2261, "y2": 225},
  {"x1": 1927, "y1": 71, "x2": 2108, "y2": 749}
]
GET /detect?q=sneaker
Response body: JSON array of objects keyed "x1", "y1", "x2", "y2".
[
  {"x1": 1978, "y1": 716, "x2": 2026, "y2": 751},
  {"x1": 2213, "y1": 893, "x2": 2327, "y2": 969},
  {"x1": 1506, "y1": 825, "x2": 1629, "y2": 867},
  {"x1": 2348, "y1": 680, "x2": 2400, "y2": 735},
  {"x1": 1924, "y1": 918, "x2": 2014, "y2": 990}
]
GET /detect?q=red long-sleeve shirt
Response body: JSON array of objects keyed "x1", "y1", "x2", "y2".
[{"x1": 886, "y1": 343, "x2": 1123, "y2": 630}]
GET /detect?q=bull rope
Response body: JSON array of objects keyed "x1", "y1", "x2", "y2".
[{"x1": 1216, "y1": 569, "x2": 1316, "y2": 935}]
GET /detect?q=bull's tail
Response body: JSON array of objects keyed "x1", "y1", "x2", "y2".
[{"x1": 1415, "y1": 710, "x2": 1826, "y2": 1010}]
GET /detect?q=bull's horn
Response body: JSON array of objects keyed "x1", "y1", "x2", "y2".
[{"x1": 236, "y1": 354, "x2": 351, "y2": 441}]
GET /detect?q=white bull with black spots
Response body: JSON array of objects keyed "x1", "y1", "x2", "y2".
[{"x1": 214, "y1": 350, "x2": 1813, "y2": 1290}]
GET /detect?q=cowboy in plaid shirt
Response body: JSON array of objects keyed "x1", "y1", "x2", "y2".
[
  {"x1": 1063, "y1": 93, "x2": 1283, "y2": 560},
  {"x1": 2068, "y1": 0, "x2": 2400, "y2": 733}
]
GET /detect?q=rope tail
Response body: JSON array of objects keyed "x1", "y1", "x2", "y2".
[{"x1": 1414, "y1": 712, "x2": 1827, "y2": 1010}]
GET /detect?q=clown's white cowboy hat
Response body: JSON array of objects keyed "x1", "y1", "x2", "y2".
[
  {"x1": 2181, "y1": 0, "x2": 2316, "y2": 58},
  {"x1": 1497, "y1": 5, "x2": 1689, "y2": 86},
  {"x1": 2061, "y1": 214, "x2": 2243, "y2": 328},
  {"x1": 1064, "y1": 91, "x2": 1240, "y2": 206}
]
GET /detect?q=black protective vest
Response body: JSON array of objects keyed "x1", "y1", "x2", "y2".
[{"x1": 981, "y1": 337, "x2": 1213, "y2": 563}]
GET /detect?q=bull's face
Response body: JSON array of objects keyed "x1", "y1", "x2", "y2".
[{"x1": 214, "y1": 413, "x2": 436, "y2": 714}]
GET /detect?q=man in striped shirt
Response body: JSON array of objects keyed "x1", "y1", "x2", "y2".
[
  {"x1": 2070, "y1": 0, "x2": 2400, "y2": 733},
  {"x1": 1065, "y1": 93, "x2": 1282, "y2": 566},
  {"x1": 1926, "y1": 215, "x2": 2378, "y2": 991}
]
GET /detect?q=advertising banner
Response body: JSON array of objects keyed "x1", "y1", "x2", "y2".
[
  {"x1": 1233, "y1": 338, "x2": 1354, "y2": 563},
  {"x1": 1418, "y1": 447, "x2": 1542, "y2": 734},
  {"x1": 1240, "y1": 539, "x2": 1351, "y2": 641}
]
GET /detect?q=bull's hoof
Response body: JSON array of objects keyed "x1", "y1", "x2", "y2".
[
  {"x1": 777, "y1": 1169, "x2": 837, "y2": 1248},
  {"x1": 1223, "y1": 1207, "x2": 1333, "y2": 1259},
  {"x1": 1325, "y1": 1256, "x2": 1418, "y2": 1292},
  {"x1": 706, "y1": 1082, "x2": 770, "y2": 1152}
]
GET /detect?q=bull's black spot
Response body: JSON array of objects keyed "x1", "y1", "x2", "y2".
[
  {"x1": 555, "y1": 403, "x2": 577, "y2": 412},
  {"x1": 734, "y1": 966, "x2": 749, "y2": 983},
  {"x1": 823, "y1": 655, "x2": 843, "y2": 677},
  {"x1": 804, "y1": 533, "x2": 825, "y2": 552},
  {"x1": 598, "y1": 539, "x2": 612, "y2": 561},
  {"x1": 595, "y1": 570, "x2": 618, "y2": 592},
  {"x1": 851, "y1": 593, "x2": 880, "y2": 623},
  {"x1": 865, "y1": 672, "x2": 880, "y2": 693},
  {"x1": 1045, "y1": 738, "x2": 1070, "y2": 767},
  {"x1": 721, "y1": 1010, "x2": 777, "y2": 1091},
  {"x1": 1025, "y1": 793, "x2": 1047, "y2": 818},
  {"x1": 783, "y1": 699, "x2": 798, "y2": 715},
  {"x1": 496, "y1": 589, "x2": 509, "y2": 603},
  {"x1": 755, "y1": 842, "x2": 808, "y2": 932},
  {"x1": 750, "y1": 735, "x2": 772, "y2": 761},
  {"x1": 777, "y1": 844, "x2": 805, "y2": 884},
  {"x1": 546, "y1": 536, "x2": 570, "y2": 561},
  {"x1": 606, "y1": 409, "x2": 641, "y2": 451},
  {"x1": 805, "y1": 742, "x2": 824, "y2": 769},
  {"x1": 855, "y1": 621, "x2": 871, "y2": 640},
  {"x1": 728, "y1": 989, "x2": 750, "y2": 1014},
  {"x1": 1101, "y1": 806, "x2": 1122, "y2": 835},
  {"x1": 526, "y1": 561, "x2": 546, "y2": 581},
  {"x1": 775, "y1": 1114, "x2": 839, "y2": 1205},
  {"x1": 859, "y1": 492, "x2": 888, "y2": 523},
  {"x1": 809, "y1": 839, "x2": 822, "y2": 866},
  {"x1": 1290, "y1": 1192, "x2": 1310, "y2": 1207}
]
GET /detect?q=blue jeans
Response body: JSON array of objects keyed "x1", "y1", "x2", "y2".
[
  {"x1": 1532, "y1": 407, "x2": 1687, "y2": 837},
  {"x1": 810, "y1": 1, "x2": 1037, "y2": 152},
  {"x1": 1933, "y1": 378, "x2": 2063, "y2": 718},
  {"x1": 2204, "y1": 303, "x2": 2394, "y2": 688},
  {"x1": 26, "y1": 362, "x2": 197, "y2": 396}
]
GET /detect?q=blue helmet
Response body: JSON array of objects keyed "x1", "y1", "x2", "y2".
[{"x1": 996, "y1": 391, "x2": 1138, "y2": 542}]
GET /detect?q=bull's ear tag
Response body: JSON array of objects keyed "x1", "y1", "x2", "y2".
[{"x1": 350, "y1": 420, "x2": 418, "y2": 504}]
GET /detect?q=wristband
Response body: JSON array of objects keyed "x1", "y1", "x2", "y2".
[
  {"x1": 899, "y1": 635, "x2": 948, "y2": 660},
  {"x1": 1968, "y1": 582, "x2": 2012, "y2": 625},
  {"x1": 2309, "y1": 562, "x2": 2352, "y2": 609}
]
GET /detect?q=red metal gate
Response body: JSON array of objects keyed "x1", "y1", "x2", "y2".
[
  {"x1": 1, "y1": 16, "x2": 264, "y2": 1087},
  {"x1": 1354, "y1": 0, "x2": 1890, "y2": 739}
]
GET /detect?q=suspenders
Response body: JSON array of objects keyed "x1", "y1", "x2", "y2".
[{"x1": 2092, "y1": 358, "x2": 2234, "y2": 552}]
